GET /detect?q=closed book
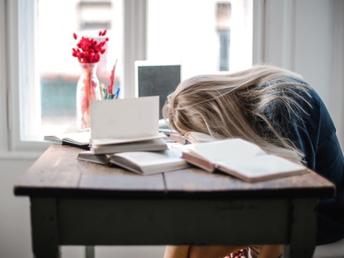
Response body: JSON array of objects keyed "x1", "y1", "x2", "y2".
[
  {"x1": 91, "y1": 133, "x2": 166, "y2": 146},
  {"x1": 91, "y1": 138, "x2": 167, "y2": 154},
  {"x1": 182, "y1": 138, "x2": 307, "y2": 182}
]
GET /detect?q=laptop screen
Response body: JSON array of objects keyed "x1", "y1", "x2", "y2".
[{"x1": 136, "y1": 63, "x2": 181, "y2": 118}]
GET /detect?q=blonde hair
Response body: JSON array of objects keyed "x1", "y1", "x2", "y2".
[{"x1": 163, "y1": 65, "x2": 312, "y2": 163}]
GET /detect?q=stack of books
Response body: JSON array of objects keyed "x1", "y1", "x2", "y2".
[
  {"x1": 45, "y1": 97, "x2": 307, "y2": 182},
  {"x1": 90, "y1": 134, "x2": 167, "y2": 154},
  {"x1": 45, "y1": 97, "x2": 188, "y2": 175}
]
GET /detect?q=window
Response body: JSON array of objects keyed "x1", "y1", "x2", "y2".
[
  {"x1": 147, "y1": 0, "x2": 253, "y2": 78},
  {"x1": 6, "y1": 0, "x2": 253, "y2": 150},
  {"x1": 37, "y1": 0, "x2": 123, "y2": 136}
]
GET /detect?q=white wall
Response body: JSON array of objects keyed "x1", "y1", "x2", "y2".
[
  {"x1": 0, "y1": 160, "x2": 33, "y2": 258},
  {"x1": 262, "y1": 0, "x2": 344, "y2": 146},
  {"x1": 0, "y1": 158, "x2": 165, "y2": 258}
]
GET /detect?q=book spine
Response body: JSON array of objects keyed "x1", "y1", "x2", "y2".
[{"x1": 181, "y1": 152, "x2": 215, "y2": 172}]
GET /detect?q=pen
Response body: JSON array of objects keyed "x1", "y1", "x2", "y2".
[{"x1": 114, "y1": 84, "x2": 120, "y2": 99}]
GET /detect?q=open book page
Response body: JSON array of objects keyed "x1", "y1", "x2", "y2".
[
  {"x1": 182, "y1": 152, "x2": 216, "y2": 172},
  {"x1": 181, "y1": 138, "x2": 307, "y2": 182},
  {"x1": 217, "y1": 154, "x2": 306, "y2": 182},
  {"x1": 109, "y1": 149, "x2": 188, "y2": 175},
  {"x1": 90, "y1": 96, "x2": 160, "y2": 144},
  {"x1": 78, "y1": 151, "x2": 109, "y2": 165},
  {"x1": 168, "y1": 142, "x2": 216, "y2": 172},
  {"x1": 187, "y1": 138, "x2": 265, "y2": 164},
  {"x1": 44, "y1": 131, "x2": 90, "y2": 144}
]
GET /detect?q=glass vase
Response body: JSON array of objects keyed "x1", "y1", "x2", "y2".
[{"x1": 76, "y1": 63, "x2": 101, "y2": 129}]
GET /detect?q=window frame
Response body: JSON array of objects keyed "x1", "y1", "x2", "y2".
[
  {"x1": 7, "y1": 0, "x2": 44, "y2": 153},
  {"x1": 1, "y1": 0, "x2": 148, "y2": 155},
  {"x1": 0, "y1": 0, "x2": 263, "y2": 156}
]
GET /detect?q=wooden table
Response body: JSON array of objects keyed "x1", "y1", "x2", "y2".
[{"x1": 14, "y1": 145, "x2": 335, "y2": 258}]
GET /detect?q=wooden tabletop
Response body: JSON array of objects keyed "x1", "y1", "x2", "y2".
[{"x1": 14, "y1": 145, "x2": 335, "y2": 199}]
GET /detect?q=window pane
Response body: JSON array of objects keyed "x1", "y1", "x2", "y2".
[
  {"x1": 147, "y1": 0, "x2": 252, "y2": 79},
  {"x1": 37, "y1": 0, "x2": 123, "y2": 135}
]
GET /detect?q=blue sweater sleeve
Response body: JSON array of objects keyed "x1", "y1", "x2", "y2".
[
  {"x1": 273, "y1": 85, "x2": 344, "y2": 244},
  {"x1": 290, "y1": 88, "x2": 344, "y2": 205},
  {"x1": 261, "y1": 78, "x2": 344, "y2": 244}
]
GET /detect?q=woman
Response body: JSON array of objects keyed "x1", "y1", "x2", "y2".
[{"x1": 162, "y1": 65, "x2": 344, "y2": 258}]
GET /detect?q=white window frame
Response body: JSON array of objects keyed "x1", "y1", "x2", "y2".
[
  {"x1": 0, "y1": 0, "x2": 263, "y2": 157},
  {"x1": 0, "y1": 0, "x2": 9, "y2": 155},
  {"x1": 0, "y1": 0, "x2": 147, "y2": 157}
]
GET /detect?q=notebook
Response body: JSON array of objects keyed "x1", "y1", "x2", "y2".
[
  {"x1": 182, "y1": 138, "x2": 307, "y2": 182},
  {"x1": 90, "y1": 96, "x2": 164, "y2": 145}
]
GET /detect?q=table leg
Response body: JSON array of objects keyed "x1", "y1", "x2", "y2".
[
  {"x1": 31, "y1": 198, "x2": 61, "y2": 258},
  {"x1": 284, "y1": 199, "x2": 317, "y2": 258},
  {"x1": 85, "y1": 246, "x2": 95, "y2": 258}
]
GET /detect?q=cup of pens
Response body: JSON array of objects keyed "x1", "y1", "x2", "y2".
[{"x1": 101, "y1": 59, "x2": 120, "y2": 100}]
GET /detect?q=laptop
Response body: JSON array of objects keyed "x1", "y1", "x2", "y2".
[{"x1": 135, "y1": 61, "x2": 181, "y2": 119}]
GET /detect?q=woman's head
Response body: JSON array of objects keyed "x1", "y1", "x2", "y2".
[{"x1": 163, "y1": 65, "x2": 310, "y2": 162}]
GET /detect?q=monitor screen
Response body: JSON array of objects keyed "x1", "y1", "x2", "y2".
[{"x1": 136, "y1": 62, "x2": 181, "y2": 118}]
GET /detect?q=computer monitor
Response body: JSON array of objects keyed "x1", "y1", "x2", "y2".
[{"x1": 135, "y1": 61, "x2": 181, "y2": 118}]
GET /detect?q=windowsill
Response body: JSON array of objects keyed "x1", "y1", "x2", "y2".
[
  {"x1": 0, "y1": 150, "x2": 43, "y2": 160},
  {"x1": 0, "y1": 140, "x2": 49, "y2": 160}
]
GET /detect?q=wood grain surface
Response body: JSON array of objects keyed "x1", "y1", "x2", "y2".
[{"x1": 14, "y1": 145, "x2": 335, "y2": 199}]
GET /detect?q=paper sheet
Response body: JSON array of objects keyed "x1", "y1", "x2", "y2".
[{"x1": 90, "y1": 96, "x2": 159, "y2": 142}]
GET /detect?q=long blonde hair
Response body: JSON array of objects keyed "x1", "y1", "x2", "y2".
[{"x1": 163, "y1": 65, "x2": 311, "y2": 163}]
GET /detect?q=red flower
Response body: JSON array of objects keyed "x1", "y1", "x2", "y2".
[
  {"x1": 72, "y1": 29, "x2": 109, "y2": 63},
  {"x1": 99, "y1": 29, "x2": 107, "y2": 36}
]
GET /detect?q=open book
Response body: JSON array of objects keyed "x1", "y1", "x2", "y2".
[
  {"x1": 89, "y1": 96, "x2": 167, "y2": 153},
  {"x1": 44, "y1": 131, "x2": 90, "y2": 150},
  {"x1": 182, "y1": 138, "x2": 307, "y2": 182},
  {"x1": 78, "y1": 148, "x2": 188, "y2": 175},
  {"x1": 90, "y1": 96, "x2": 163, "y2": 145}
]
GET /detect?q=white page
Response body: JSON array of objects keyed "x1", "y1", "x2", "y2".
[
  {"x1": 90, "y1": 96, "x2": 159, "y2": 141},
  {"x1": 188, "y1": 138, "x2": 265, "y2": 163},
  {"x1": 218, "y1": 154, "x2": 304, "y2": 178},
  {"x1": 44, "y1": 131, "x2": 90, "y2": 144},
  {"x1": 113, "y1": 149, "x2": 184, "y2": 167}
]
